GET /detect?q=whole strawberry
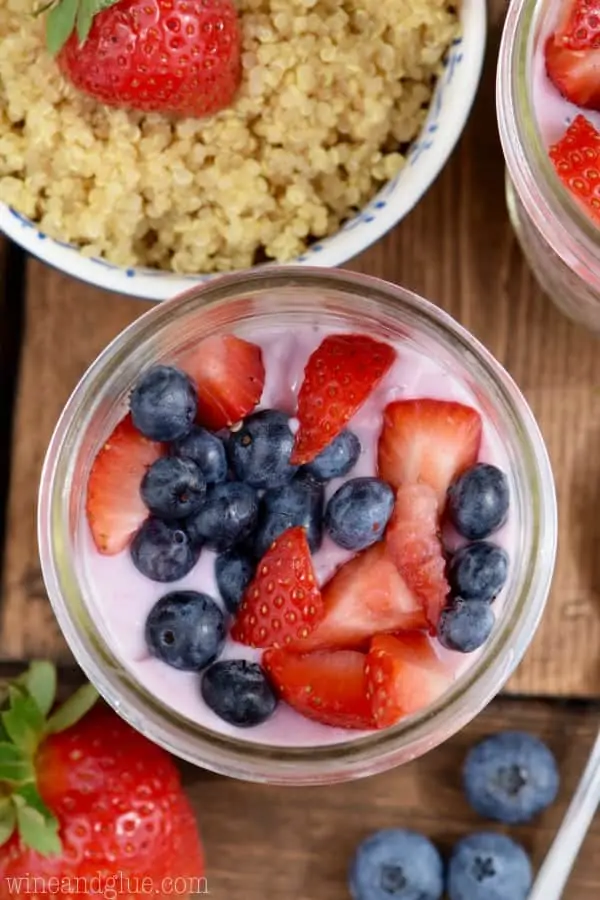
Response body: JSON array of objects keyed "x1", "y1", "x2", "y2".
[
  {"x1": 45, "y1": 0, "x2": 242, "y2": 118},
  {"x1": 0, "y1": 663, "x2": 204, "y2": 899}
]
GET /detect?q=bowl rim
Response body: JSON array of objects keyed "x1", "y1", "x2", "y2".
[{"x1": 0, "y1": 0, "x2": 487, "y2": 301}]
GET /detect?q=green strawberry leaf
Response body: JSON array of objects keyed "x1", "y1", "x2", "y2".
[
  {"x1": 76, "y1": 0, "x2": 94, "y2": 42},
  {"x1": 46, "y1": 0, "x2": 78, "y2": 54},
  {"x1": 0, "y1": 798, "x2": 17, "y2": 846},
  {"x1": 13, "y1": 790, "x2": 61, "y2": 856},
  {"x1": 0, "y1": 742, "x2": 35, "y2": 784},
  {"x1": 2, "y1": 687, "x2": 46, "y2": 756},
  {"x1": 45, "y1": 682, "x2": 98, "y2": 735},
  {"x1": 15, "y1": 661, "x2": 57, "y2": 717}
]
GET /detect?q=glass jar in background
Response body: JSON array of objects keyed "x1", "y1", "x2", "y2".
[
  {"x1": 497, "y1": 0, "x2": 600, "y2": 331},
  {"x1": 38, "y1": 267, "x2": 557, "y2": 785}
]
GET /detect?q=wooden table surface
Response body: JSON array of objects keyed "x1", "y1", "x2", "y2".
[{"x1": 0, "y1": 1, "x2": 599, "y2": 897}]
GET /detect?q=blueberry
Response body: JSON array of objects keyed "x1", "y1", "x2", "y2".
[
  {"x1": 447, "y1": 833, "x2": 532, "y2": 900},
  {"x1": 201, "y1": 660, "x2": 277, "y2": 727},
  {"x1": 186, "y1": 482, "x2": 259, "y2": 552},
  {"x1": 349, "y1": 829, "x2": 444, "y2": 900},
  {"x1": 325, "y1": 477, "x2": 394, "y2": 551},
  {"x1": 463, "y1": 731, "x2": 560, "y2": 824},
  {"x1": 145, "y1": 591, "x2": 226, "y2": 671},
  {"x1": 130, "y1": 518, "x2": 200, "y2": 582},
  {"x1": 447, "y1": 464, "x2": 509, "y2": 541},
  {"x1": 304, "y1": 430, "x2": 361, "y2": 481},
  {"x1": 215, "y1": 549, "x2": 256, "y2": 614},
  {"x1": 448, "y1": 542, "x2": 509, "y2": 603},
  {"x1": 172, "y1": 426, "x2": 227, "y2": 484},
  {"x1": 438, "y1": 600, "x2": 495, "y2": 653},
  {"x1": 228, "y1": 409, "x2": 298, "y2": 489},
  {"x1": 140, "y1": 457, "x2": 206, "y2": 520},
  {"x1": 254, "y1": 473, "x2": 324, "y2": 558},
  {"x1": 130, "y1": 366, "x2": 197, "y2": 442}
]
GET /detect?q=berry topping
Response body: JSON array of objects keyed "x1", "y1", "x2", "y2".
[
  {"x1": 303, "y1": 429, "x2": 361, "y2": 481},
  {"x1": 130, "y1": 517, "x2": 199, "y2": 582},
  {"x1": 145, "y1": 590, "x2": 226, "y2": 670},
  {"x1": 201, "y1": 660, "x2": 277, "y2": 727},
  {"x1": 292, "y1": 334, "x2": 395, "y2": 464},
  {"x1": 291, "y1": 543, "x2": 426, "y2": 652},
  {"x1": 130, "y1": 365, "x2": 197, "y2": 442},
  {"x1": 140, "y1": 456, "x2": 206, "y2": 520},
  {"x1": 263, "y1": 648, "x2": 374, "y2": 730},
  {"x1": 447, "y1": 463, "x2": 509, "y2": 541},
  {"x1": 463, "y1": 731, "x2": 560, "y2": 824},
  {"x1": 254, "y1": 472, "x2": 324, "y2": 559},
  {"x1": 215, "y1": 548, "x2": 256, "y2": 615},
  {"x1": 385, "y1": 484, "x2": 449, "y2": 631},
  {"x1": 85, "y1": 414, "x2": 162, "y2": 555},
  {"x1": 172, "y1": 425, "x2": 228, "y2": 485},
  {"x1": 349, "y1": 829, "x2": 444, "y2": 900},
  {"x1": 183, "y1": 335, "x2": 265, "y2": 431},
  {"x1": 365, "y1": 633, "x2": 450, "y2": 728},
  {"x1": 186, "y1": 481, "x2": 259, "y2": 552},
  {"x1": 438, "y1": 600, "x2": 496, "y2": 653},
  {"x1": 545, "y1": 1, "x2": 600, "y2": 111},
  {"x1": 324, "y1": 476, "x2": 395, "y2": 551},
  {"x1": 231, "y1": 527, "x2": 323, "y2": 649},
  {"x1": 549, "y1": 115, "x2": 600, "y2": 224},
  {"x1": 378, "y1": 399, "x2": 482, "y2": 508},
  {"x1": 228, "y1": 409, "x2": 298, "y2": 489},
  {"x1": 447, "y1": 542, "x2": 509, "y2": 603},
  {"x1": 50, "y1": 0, "x2": 242, "y2": 119},
  {"x1": 447, "y1": 833, "x2": 532, "y2": 900}
]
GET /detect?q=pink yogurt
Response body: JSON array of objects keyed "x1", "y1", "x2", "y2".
[
  {"x1": 532, "y1": 0, "x2": 600, "y2": 147},
  {"x1": 79, "y1": 325, "x2": 516, "y2": 747}
]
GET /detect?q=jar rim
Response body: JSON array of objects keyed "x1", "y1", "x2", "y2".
[
  {"x1": 496, "y1": 0, "x2": 600, "y2": 273},
  {"x1": 37, "y1": 266, "x2": 558, "y2": 784}
]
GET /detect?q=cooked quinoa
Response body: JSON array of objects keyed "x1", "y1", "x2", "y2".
[{"x1": 0, "y1": 0, "x2": 459, "y2": 273}]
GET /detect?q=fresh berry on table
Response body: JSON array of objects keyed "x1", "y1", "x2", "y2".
[
  {"x1": 0, "y1": 663, "x2": 203, "y2": 899},
  {"x1": 446, "y1": 833, "x2": 533, "y2": 900},
  {"x1": 463, "y1": 730, "x2": 560, "y2": 824},
  {"x1": 348, "y1": 829, "x2": 444, "y2": 900}
]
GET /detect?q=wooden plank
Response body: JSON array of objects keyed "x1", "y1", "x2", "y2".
[{"x1": 184, "y1": 696, "x2": 600, "y2": 900}]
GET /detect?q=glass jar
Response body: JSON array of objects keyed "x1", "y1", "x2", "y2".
[
  {"x1": 497, "y1": 0, "x2": 600, "y2": 330},
  {"x1": 38, "y1": 267, "x2": 557, "y2": 785}
]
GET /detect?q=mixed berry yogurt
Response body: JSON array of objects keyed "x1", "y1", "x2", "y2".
[{"x1": 79, "y1": 323, "x2": 515, "y2": 748}]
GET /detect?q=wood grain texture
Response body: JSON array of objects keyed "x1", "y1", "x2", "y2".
[
  {"x1": 1, "y1": 0, "x2": 599, "y2": 697},
  {"x1": 184, "y1": 696, "x2": 600, "y2": 900}
]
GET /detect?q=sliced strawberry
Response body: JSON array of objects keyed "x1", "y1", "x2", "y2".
[
  {"x1": 365, "y1": 633, "x2": 450, "y2": 728},
  {"x1": 230, "y1": 527, "x2": 323, "y2": 649},
  {"x1": 548, "y1": 115, "x2": 600, "y2": 224},
  {"x1": 545, "y1": 0, "x2": 600, "y2": 109},
  {"x1": 85, "y1": 414, "x2": 163, "y2": 555},
  {"x1": 291, "y1": 334, "x2": 396, "y2": 464},
  {"x1": 385, "y1": 484, "x2": 449, "y2": 631},
  {"x1": 263, "y1": 648, "x2": 375, "y2": 729},
  {"x1": 289, "y1": 543, "x2": 427, "y2": 652},
  {"x1": 377, "y1": 398, "x2": 482, "y2": 508},
  {"x1": 182, "y1": 335, "x2": 265, "y2": 431}
]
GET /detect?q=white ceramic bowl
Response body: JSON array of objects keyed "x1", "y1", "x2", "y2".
[{"x1": 0, "y1": 1, "x2": 486, "y2": 301}]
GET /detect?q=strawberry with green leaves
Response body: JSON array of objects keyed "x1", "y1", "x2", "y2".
[
  {"x1": 45, "y1": 0, "x2": 242, "y2": 119},
  {"x1": 0, "y1": 663, "x2": 203, "y2": 899}
]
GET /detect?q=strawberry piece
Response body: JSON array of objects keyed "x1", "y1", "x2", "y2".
[
  {"x1": 290, "y1": 543, "x2": 427, "y2": 652},
  {"x1": 182, "y1": 334, "x2": 265, "y2": 431},
  {"x1": 545, "y1": 0, "x2": 600, "y2": 109},
  {"x1": 56, "y1": 0, "x2": 241, "y2": 119},
  {"x1": 86, "y1": 414, "x2": 162, "y2": 555},
  {"x1": 231, "y1": 527, "x2": 324, "y2": 649},
  {"x1": 385, "y1": 484, "x2": 449, "y2": 631},
  {"x1": 549, "y1": 115, "x2": 600, "y2": 224},
  {"x1": 291, "y1": 334, "x2": 396, "y2": 464},
  {"x1": 263, "y1": 648, "x2": 375, "y2": 729},
  {"x1": 377, "y1": 398, "x2": 482, "y2": 508},
  {"x1": 365, "y1": 632, "x2": 450, "y2": 728}
]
